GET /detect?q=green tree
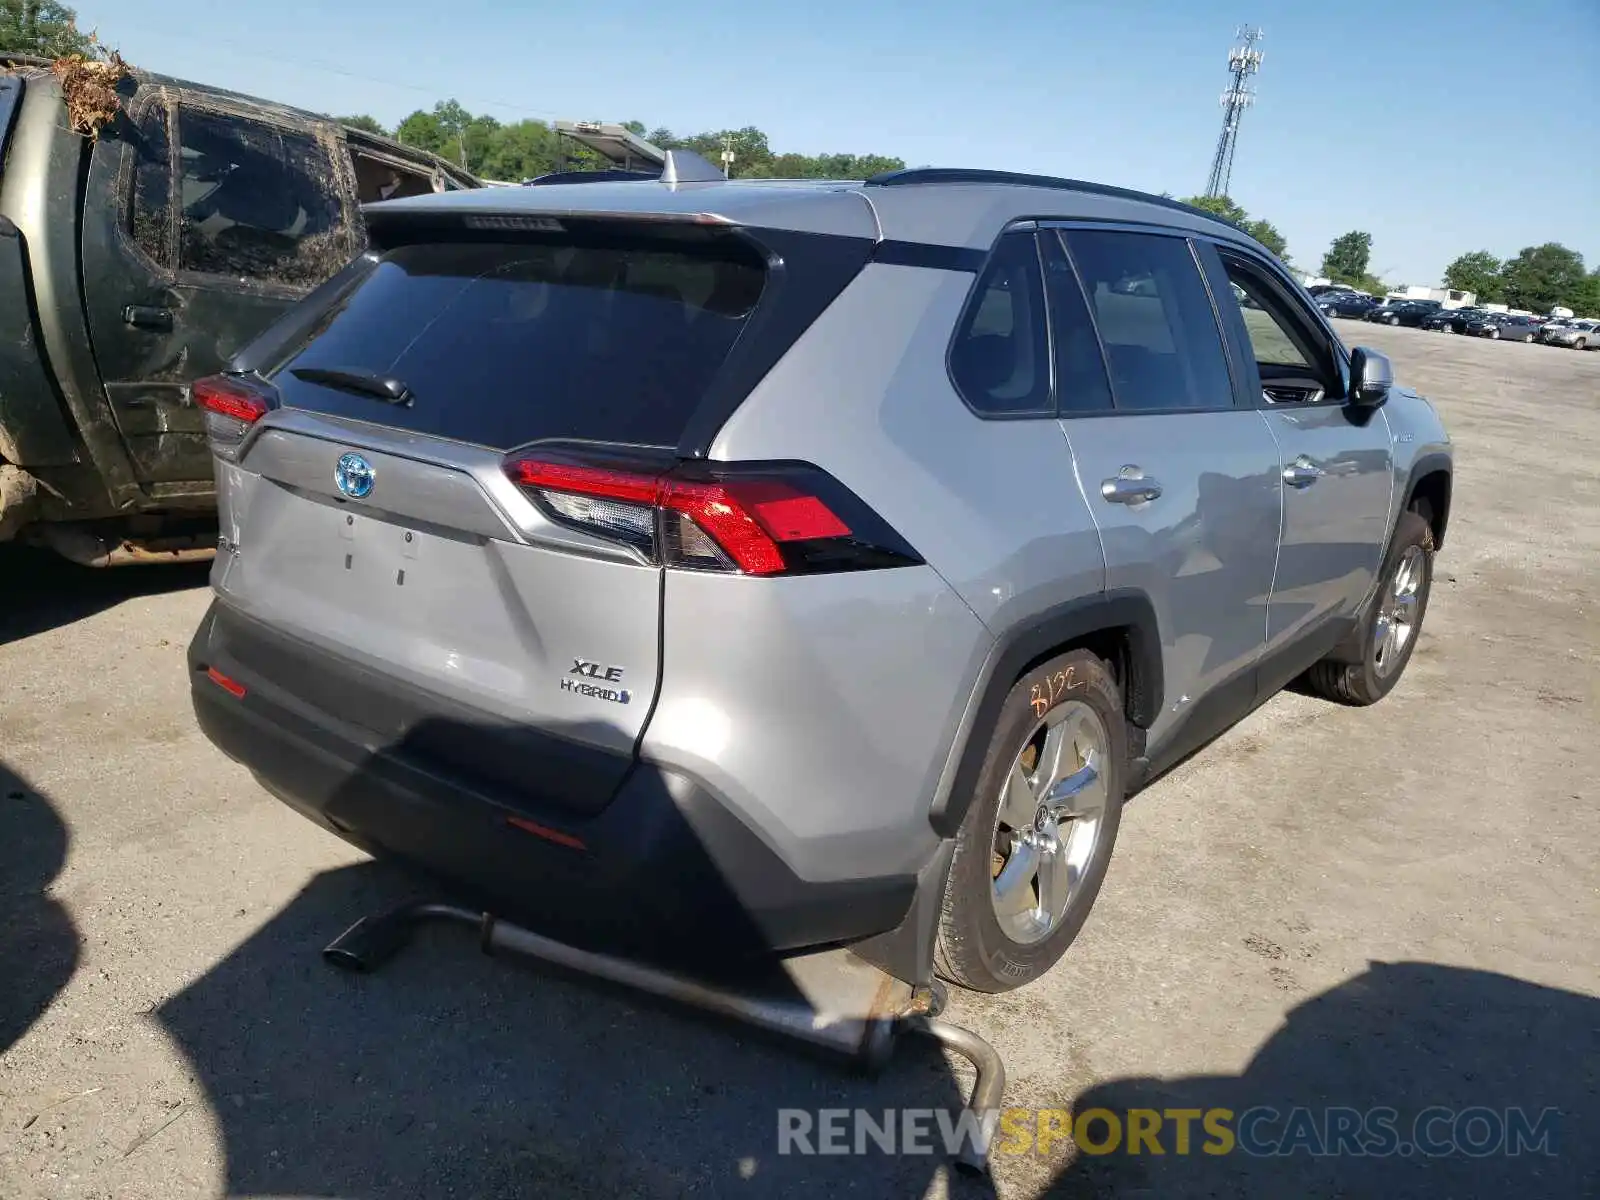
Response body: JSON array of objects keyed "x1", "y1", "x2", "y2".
[
  {"x1": 337, "y1": 114, "x2": 388, "y2": 137},
  {"x1": 1572, "y1": 269, "x2": 1600, "y2": 318},
  {"x1": 1243, "y1": 219, "x2": 1288, "y2": 261},
  {"x1": 393, "y1": 109, "x2": 447, "y2": 155},
  {"x1": 1321, "y1": 231, "x2": 1373, "y2": 285},
  {"x1": 1499, "y1": 243, "x2": 1587, "y2": 314},
  {"x1": 1184, "y1": 194, "x2": 1249, "y2": 224},
  {"x1": 1180, "y1": 195, "x2": 1287, "y2": 262},
  {"x1": 1441, "y1": 251, "x2": 1502, "y2": 303},
  {"x1": 0, "y1": 0, "x2": 97, "y2": 57}
]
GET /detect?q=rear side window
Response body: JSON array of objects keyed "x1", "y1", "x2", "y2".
[
  {"x1": 949, "y1": 231, "x2": 1053, "y2": 416},
  {"x1": 273, "y1": 236, "x2": 767, "y2": 450},
  {"x1": 176, "y1": 108, "x2": 352, "y2": 288},
  {"x1": 1064, "y1": 230, "x2": 1235, "y2": 412}
]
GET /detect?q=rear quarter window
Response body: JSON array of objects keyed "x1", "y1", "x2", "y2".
[{"x1": 272, "y1": 235, "x2": 767, "y2": 450}]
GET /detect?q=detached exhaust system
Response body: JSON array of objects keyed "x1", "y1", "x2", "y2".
[{"x1": 324, "y1": 903, "x2": 1006, "y2": 1176}]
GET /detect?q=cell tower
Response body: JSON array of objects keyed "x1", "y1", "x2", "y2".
[{"x1": 1204, "y1": 26, "x2": 1264, "y2": 199}]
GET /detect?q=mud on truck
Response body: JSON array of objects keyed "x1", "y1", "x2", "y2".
[{"x1": 0, "y1": 53, "x2": 477, "y2": 565}]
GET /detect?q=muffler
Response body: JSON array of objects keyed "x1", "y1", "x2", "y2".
[{"x1": 324, "y1": 903, "x2": 1005, "y2": 1176}]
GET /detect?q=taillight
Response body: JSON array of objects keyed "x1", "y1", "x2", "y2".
[
  {"x1": 505, "y1": 452, "x2": 921, "y2": 576},
  {"x1": 192, "y1": 374, "x2": 277, "y2": 461}
]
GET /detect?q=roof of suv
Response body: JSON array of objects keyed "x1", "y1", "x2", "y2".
[{"x1": 363, "y1": 166, "x2": 1260, "y2": 253}]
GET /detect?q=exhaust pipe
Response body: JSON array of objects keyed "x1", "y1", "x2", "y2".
[
  {"x1": 324, "y1": 904, "x2": 1005, "y2": 1174},
  {"x1": 33, "y1": 524, "x2": 217, "y2": 567}
]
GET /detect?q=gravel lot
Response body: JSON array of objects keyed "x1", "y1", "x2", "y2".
[{"x1": 2, "y1": 324, "x2": 1596, "y2": 1199}]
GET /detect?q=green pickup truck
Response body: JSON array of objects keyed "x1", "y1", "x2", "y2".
[{"x1": 0, "y1": 54, "x2": 476, "y2": 564}]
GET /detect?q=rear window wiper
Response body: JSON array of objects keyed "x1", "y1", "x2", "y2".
[{"x1": 289, "y1": 367, "x2": 414, "y2": 408}]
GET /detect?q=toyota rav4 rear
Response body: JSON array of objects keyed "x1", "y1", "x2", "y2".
[{"x1": 187, "y1": 185, "x2": 991, "y2": 963}]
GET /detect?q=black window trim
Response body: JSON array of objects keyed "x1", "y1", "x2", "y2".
[
  {"x1": 1203, "y1": 238, "x2": 1353, "y2": 409},
  {"x1": 1040, "y1": 220, "x2": 1247, "y2": 419},
  {"x1": 162, "y1": 94, "x2": 361, "y2": 298},
  {"x1": 943, "y1": 226, "x2": 1060, "y2": 422}
]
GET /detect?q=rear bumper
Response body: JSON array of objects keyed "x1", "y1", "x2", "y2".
[{"x1": 188, "y1": 601, "x2": 915, "y2": 959}]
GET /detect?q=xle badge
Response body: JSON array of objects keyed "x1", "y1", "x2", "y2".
[{"x1": 561, "y1": 659, "x2": 631, "y2": 705}]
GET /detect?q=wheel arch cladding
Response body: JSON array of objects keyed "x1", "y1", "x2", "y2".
[
  {"x1": 1404, "y1": 458, "x2": 1452, "y2": 551},
  {"x1": 929, "y1": 590, "x2": 1161, "y2": 837}
]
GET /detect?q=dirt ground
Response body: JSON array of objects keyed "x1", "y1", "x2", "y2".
[{"x1": 2, "y1": 324, "x2": 1596, "y2": 1199}]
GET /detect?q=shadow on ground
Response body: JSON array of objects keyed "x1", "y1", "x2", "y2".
[
  {"x1": 1042, "y1": 961, "x2": 1598, "y2": 1198},
  {"x1": 0, "y1": 762, "x2": 79, "y2": 1055},
  {"x1": 153, "y1": 858, "x2": 992, "y2": 1199},
  {"x1": 0, "y1": 545, "x2": 211, "y2": 646}
]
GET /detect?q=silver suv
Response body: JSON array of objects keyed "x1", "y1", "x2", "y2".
[{"x1": 187, "y1": 161, "x2": 1453, "y2": 994}]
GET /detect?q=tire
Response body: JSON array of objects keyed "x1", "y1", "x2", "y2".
[
  {"x1": 1301, "y1": 512, "x2": 1435, "y2": 706},
  {"x1": 1488, "y1": 327, "x2": 1500, "y2": 339},
  {"x1": 935, "y1": 649, "x2": 1127, "y2": 993},
  {"x1": 1523, "y1": 333, "x2": 1535, "y2": 343},
  {"x1": 1575, "y1": 338, "x2": 1587, "y2": 350},
  {"x1": 1387, "y1": 315, "x2": 1400, "y2": 325}
]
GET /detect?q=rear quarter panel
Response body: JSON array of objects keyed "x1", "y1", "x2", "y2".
[{"x1": 697, "y1": 261, "x2": 1108, "y2": 876}]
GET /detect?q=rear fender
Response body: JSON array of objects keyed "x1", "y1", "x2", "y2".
[{"x1": 928, "y1": 589, "x2": 1162, "y2": 837}]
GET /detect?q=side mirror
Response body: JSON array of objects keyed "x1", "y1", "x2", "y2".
[{"x1": 1348, "y1": 347, "x2": 1393, "y2": 407}]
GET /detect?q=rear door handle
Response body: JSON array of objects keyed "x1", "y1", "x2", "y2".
[
  {"x1": 1283, "y1": 456, "x2": 1325, "y2": 489},
  {"x1": 1101, "y1": 470, "x2": 1163, "y2": 505},
  {"x1": 123, "y1": 305, "x2": 174, "y2": 332}
]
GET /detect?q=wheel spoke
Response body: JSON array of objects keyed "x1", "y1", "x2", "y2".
[
  {"x1": 1039, "y1": 709, "x2": 1082, "y2": 782},
  {"x1": 998, "y1": 762, "x2": 1039, "y2": 830},
  {"x1": 1393, "y1": 592, "x2": 1419, "y2": 622},
  {"x1": 992, "y1": 841, "x2": 1041, "y2": 918},
  {"x1": 1035, "y1": 844, "x2": 1072, "y2": 920},
  {"x1": 1044, "y1": 758, "x2": 1105, "y2": 820}
]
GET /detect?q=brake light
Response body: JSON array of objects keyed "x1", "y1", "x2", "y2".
[
  {"x1": 504, "y1": 453, "x2": 920, "y2": 576},
  {"x1": 192, "y1": 374, "x2": 277, "y2": 461}
]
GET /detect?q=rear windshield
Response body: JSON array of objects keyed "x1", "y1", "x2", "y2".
[{"x1": 270, "y1": 236, "x2": 767, "y2": 449}]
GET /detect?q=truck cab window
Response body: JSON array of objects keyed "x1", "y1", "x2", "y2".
[{"x1": 175, "y1": 108, "x2": 353, "y2": 288}]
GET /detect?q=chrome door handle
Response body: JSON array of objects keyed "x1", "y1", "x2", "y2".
[
  {"x1": 1101, "y1": 470, "x2": 1163, "y2": 505},
  {"x1": 1283, "y1": 457, "x2": 1325, "y2": 489}
]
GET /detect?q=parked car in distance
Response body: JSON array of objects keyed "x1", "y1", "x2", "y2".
[
  {"x1": 1540, "y1": 318, "x2": 1599, "y2": 349},
  {"x1": 0, "y1": 53, "x2": 479, "y2": 560},
  {"x1": 1307, "y1": 283, "x2": 1356, "y2": 297},
  {"x1": 1318, "y1": 292, "x2": 1380, "y2": 319},
  {"x1": 1366, "y1": 299, "x2": 1443, "y2": 326},
  {"x1": 1421, "y1": 307, "x2": 1489, "y2": 333},
  {"x1": 1465, "y1": 313, "x2": 1543, "y2": 341},
  {"x1": 187, "y1": 159, "x2": 1452, "y2": 997}
]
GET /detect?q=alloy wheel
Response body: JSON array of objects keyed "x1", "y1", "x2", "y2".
[
  {"x1": 989, "y1": 700, "x2": 1110, "y2": 944},
  {"x1": 1373, "y1": 544, "x2": 1425, "y2": 679}
]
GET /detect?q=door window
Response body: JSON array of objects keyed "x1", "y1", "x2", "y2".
[
  {"x1": 1040, "y1": 232, "x2": 1114, "y2": 415},
  {"x1": 949, "y1": 231, "x2": 1053, "y2": 417},
  {"x1": 1215, "y1": 251, "x2": 1340, "y2": 404},
  {"x1": 128, "y1": 102, "x2": 174, "y2": 267},
  {"x1": 1063, "y1": 230, "x2": 1235, "y2": 412},
  {"x1": 174, "y1": 108, "x2": 353, "y2": 289}
]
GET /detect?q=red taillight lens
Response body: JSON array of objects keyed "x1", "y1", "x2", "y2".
[
  {"x1": 503, "y1": 453, "x2": 917, "y2": 577},
  {"x1": 192, "y1": 374, "x2": 276, "y2": 461}
]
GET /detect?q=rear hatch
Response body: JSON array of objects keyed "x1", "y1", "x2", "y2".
[{"x1": 202, "y1": 215, "x2": 870, "y2": 816}]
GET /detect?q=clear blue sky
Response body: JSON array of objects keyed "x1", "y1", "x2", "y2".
[{"x1": 74, "y1": 0, "x2": 1599, "y2": 287}]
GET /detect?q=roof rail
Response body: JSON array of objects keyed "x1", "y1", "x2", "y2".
[
  {"x1": 661, "y1": 149, "x2": 725, "y2": 186},
  {"x1": 863, "y1": 168, "x2": 1240, "y2": 233}
]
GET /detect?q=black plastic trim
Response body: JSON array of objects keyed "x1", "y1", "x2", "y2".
[
  {"x1": 1136, "y1": 616, "x2": 1352, "y2": 789},
  {"x1": 1401, "y1": 452, "x2": 1453, "y2": 550},
  {"x1": 871, "y1": 240, "x2": 987, "y2": 272},
  {"x1": 930, "y1": 590, "x2": 1162, "y2": 836}
]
